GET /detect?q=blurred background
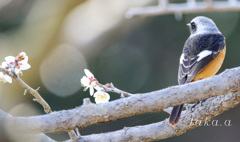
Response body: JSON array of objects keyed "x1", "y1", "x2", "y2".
[{"x1": 0, "y1": 0, "x2": 239, "y2": 141}]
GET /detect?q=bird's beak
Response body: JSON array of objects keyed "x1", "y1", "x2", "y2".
[{"x1": 186, "y1": 23, "x2": 191, "y2": 27}]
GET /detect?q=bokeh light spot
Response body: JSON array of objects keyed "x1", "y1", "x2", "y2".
[{"x1": 40, "y1": 44, "x2": 87, "y2": 97}]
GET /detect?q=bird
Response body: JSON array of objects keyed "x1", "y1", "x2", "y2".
[{"x1": 169, "y1": 16, "x2": 226, "y2": 126}]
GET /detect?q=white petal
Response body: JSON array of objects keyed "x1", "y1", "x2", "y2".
[
  {"x1": 21, "y1": 56, "x2": 28, "y2": 63},
  {"x1": 18, "y1": 52, "x2": 26, "y2": 58},
  {"x1": 94, "y1": 91, "x2": 110, "y2": 104},
  {"x1": 90, "y1": 80, "x2": 98, "y2": 87},
  {"x1": 15, "y1": 68, "x2": 21, "y2": 74},
  {"x1": 81, "y1": 76, "x2": 90, "y2": 86},
  {"x1": 89, "y1": 87, "x2": 94, "y2": 96},
  {"x1": 93, "y1": 90, "x2": 102, "y2": 97},
  {"x1": 5, "y1": 56, "x2": 15, "y2": 63},
  {"x1": 0, "y1": 72, "x2": 3, "y2": 78},
  {"x1": 1, "y1": 61, "x2": 8, "y2": 68},
  {"x1": 84, "y1": 69, "x2": 94, "y2": 78},
  {"x1": 20, "y1": 63, "x2": 31, "y2": 70},
  {"x1": 105, "y1": 92, "x2": 110, "y2": 100},
  {"x1": 95, "y1": 97, "x2": 101, "y2": 104},
  {"x1": 4, "y1": 75, "x2": 12, "y2": 83}
]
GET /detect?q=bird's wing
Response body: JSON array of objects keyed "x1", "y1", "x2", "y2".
[{"x1": 178, "y1": 34, "x2": 225, "y2": 84}]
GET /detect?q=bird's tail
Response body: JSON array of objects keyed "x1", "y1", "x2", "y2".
[{"x1": 169, "y1": 104, "x2": 184, "y2": 126}]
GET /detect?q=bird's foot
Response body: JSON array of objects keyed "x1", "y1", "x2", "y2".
[{"x1": 190, "y1": 99, "x2": 207, "y2": 112}]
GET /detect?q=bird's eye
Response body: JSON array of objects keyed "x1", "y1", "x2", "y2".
[{"x1": 191, "y1": 22, "x2": 196, "y2": 30}]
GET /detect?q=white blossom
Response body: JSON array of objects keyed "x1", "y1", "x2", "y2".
[
  {"x1": 93, "y1": 91, "x2": 110, "y2": 104},
  {"x1": 17, "y1": 52, "x2": 27, "y2": 61},
  {"x1": 5, "y1": 53, "x2": 31, "y2": 75},
  {"x1": 0, "y1": 62, "x2": 12, "y2": 83},
  {"x1": 0, "y1": 52, "x2": 31, "y2": 83},
  {"x1": 81, "y1": 69, "x2": 98, "y2": 96}
]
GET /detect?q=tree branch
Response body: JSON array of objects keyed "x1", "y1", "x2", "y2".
[
  {"x1": 97, "y1": 82, "x2": 133, "y2": 97},
  {"x1": 2, "y1": 91, "x2": 240, "y2": 141},
  {"x1": 3, "y1": 67, "x2": 240, "y2": 136},
  {"x1": 78, "y1": 92, "x2": 240, "y2": 142},
  {"x1": 0, "y1": 66, "x2": 79, "y2": 141},
  {"x1": 0, "y1": 67, "x2": 52, "y2": 113},
  {"x1": 126, "y1": 0, "x2": 240, "y2": 18}
]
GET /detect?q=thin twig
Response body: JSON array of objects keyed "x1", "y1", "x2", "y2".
[
  {"x1": 98, "y1": 83, "x2": 133, "y2": 97},
  {"x1": 24, "y1": 89, "x2": 27, "y2": 95},
  {"x1": 68, "y1": 131, "x2": 79, "y2": 142},
  {"x1": 0, "y1": 66, "x2": 80, "y2": 141},
  {"x1": 75, "y1": 128, "x2": 81, "y2": 137},
  {"x1": 14, "y1": 76, "x2": 52, "y2": 113}
]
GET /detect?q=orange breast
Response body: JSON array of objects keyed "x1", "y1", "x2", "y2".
[{"x1": 192, "y1": 47, "x2": 226, "y2": 82}]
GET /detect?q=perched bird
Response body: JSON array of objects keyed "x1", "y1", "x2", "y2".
[{"x1": 169, "y1": 16, "x2": 226, "y2": 126}]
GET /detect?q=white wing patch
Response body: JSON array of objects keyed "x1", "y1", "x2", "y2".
[
  {"x1": 179, "y1": 54, "x2": 184, "y2": 64},
  {"x1": 197, "y1": 50, "x2": 212, "y2": 61}
]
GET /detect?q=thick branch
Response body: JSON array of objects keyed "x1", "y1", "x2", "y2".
[
  {"x1": 4, "y1": 67, "x2": 240, "y2": 134},
  {"x1": 78, "y1": 92, "x2": 240, "y2": 142},
  {"x1": 3, "y1": 92, "x2": 239, "y2": 141}
]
